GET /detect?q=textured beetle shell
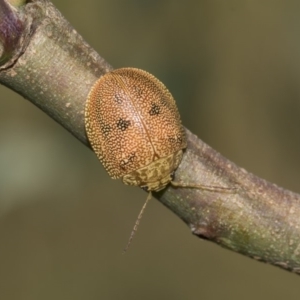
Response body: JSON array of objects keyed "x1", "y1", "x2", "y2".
[{"x1": 85, "y1": 68, "x2": 187, "y2": 190}]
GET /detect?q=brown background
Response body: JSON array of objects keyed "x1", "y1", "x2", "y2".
[{"x1": 1, "y1": 1, "x2": 300, "y2": 299}]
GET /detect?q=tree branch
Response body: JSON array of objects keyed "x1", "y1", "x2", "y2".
[{"x1": 0, "y1": 0, "x2": 299, "y2": 274}]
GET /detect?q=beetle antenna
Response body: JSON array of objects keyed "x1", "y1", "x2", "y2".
[
  {"x1": 123, "y1": 191, "x2": 152, "y2": 254},
  {"x1": 171, "y1": 181, "x2": 236, "y2": 193}
]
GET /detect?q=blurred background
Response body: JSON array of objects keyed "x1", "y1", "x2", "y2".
[{"x1": 1, "y1": 0, "x2": 300, "y2": 299}]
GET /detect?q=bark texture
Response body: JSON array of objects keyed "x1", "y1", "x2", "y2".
[{"x1": 0, "y1": 0, "x2": 299, "y2": 274}]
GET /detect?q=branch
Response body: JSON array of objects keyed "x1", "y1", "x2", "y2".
[{"x1": 0, "y1": 0, "x2": 299, "y2": 274}]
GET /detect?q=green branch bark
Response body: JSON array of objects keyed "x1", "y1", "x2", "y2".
[{"x1": 1, "y1": 0, "x2": 300, "y2": 274}]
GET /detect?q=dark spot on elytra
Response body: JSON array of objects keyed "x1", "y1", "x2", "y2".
[
  {"x1": 177, "y1": 135, "x2": 183, "y2": 144},
  {"x1": 101, "y1": 124, "x2": 111, "y2": 137},
  {"x1": 149, "y1": 103, "x2": 160, "y2": 116},
  {"x1": 168, "y1": 135, "x2": 182, "y2": 145},
  {"x1": 119, "y1": 153, "x2": 136, "y2": 171},
  {"x1": 117, "y1": 118, "x2": 131, "y2": 131},
  {"x1": 114, "y1": 94, "x2": 123, "y2": 104}
]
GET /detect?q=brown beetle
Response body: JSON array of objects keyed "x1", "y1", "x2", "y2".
[
  {"x1": 85, "y1": 68, "x2": 232, "y2": 251},
  {"x1": 85, "y1": 68, "x2": 186, "y2": 192}
]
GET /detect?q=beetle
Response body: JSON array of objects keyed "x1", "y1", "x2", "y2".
[
  {"x1": 85, "y1": 68, "x2": 232, "y2": 251},
  {"x1": 85, "y1": 68, "x2": 186, "y2": 193}
]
